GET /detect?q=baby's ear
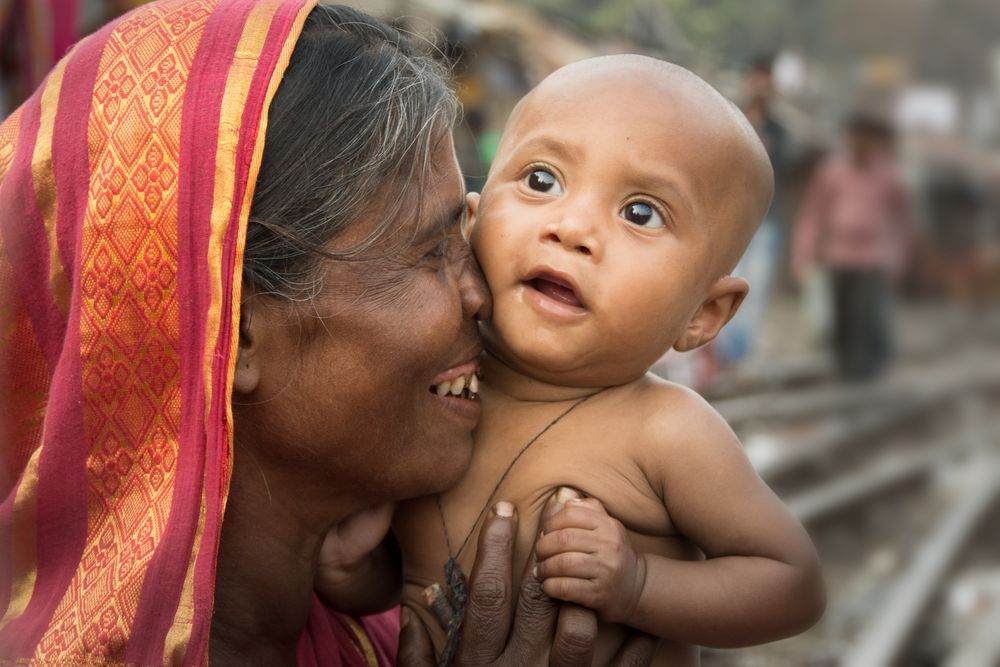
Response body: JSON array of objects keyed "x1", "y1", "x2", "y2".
[
  {"x1": 674, "y1": 276, "x2": 749, "y2": 352},
  {"x1": 462, "y1": 192, "x2": 481, "y2": 241}
]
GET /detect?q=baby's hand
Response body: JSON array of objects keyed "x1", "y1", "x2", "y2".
[{"x1": 535, "y1": 497, "x2": 646, "y2": 625}]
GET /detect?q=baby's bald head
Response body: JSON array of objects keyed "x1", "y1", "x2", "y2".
[
  {"x1": 470, "y1": 56, "x2": 775, "y2": 383},
  {"x1": 494, "y1": 55, "x2": 773, "y2": 276}
]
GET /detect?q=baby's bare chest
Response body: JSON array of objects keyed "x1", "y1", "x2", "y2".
[
  {"x1": 439, "y1": 407, "x2": 678, "y2": 556},
  {"x1": 397, "y1": 394, "x2": 701, "y2": 666}
]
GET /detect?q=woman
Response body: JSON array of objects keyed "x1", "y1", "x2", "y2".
[{"x1": 0, "y1": 1, "x2": 654, "y2": 665}]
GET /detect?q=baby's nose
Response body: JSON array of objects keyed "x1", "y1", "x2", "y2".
[{"x1": 542, "y1": 210, "x2": 603, "y2": 259}]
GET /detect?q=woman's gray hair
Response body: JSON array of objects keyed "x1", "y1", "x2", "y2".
[{"x1": 244, "y1": 4, "x2": 458, "y2": 301}]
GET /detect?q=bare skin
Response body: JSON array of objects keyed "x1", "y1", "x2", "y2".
[
  {"x1": 398, "y1": 494, "x2": 659, "y2": 667},
  {"x1": 214, "y1": 129, "x2": 647, "y2": 667},
  {"x1": 396, "y1": 55, "x2": 824, "y2": 665},
  {"x1": 212, "y1": 134, "x2": 490, "y2": 665}
]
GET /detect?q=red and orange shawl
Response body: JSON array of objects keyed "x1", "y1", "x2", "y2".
[{"x1": 0, "y1": 0, "x2": 397, "y2": 664}]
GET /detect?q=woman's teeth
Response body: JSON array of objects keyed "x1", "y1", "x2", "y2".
[{"x1": 433, "y1": 371, "x2": 481, "y2": 400}]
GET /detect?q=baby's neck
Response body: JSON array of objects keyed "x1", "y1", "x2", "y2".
[{"x1": 481, "y1": 351, "x2": 608, "y2": 404}]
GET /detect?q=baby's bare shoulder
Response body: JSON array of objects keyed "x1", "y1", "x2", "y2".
[
  {"x1": 626, "y1": 374, "x2": 745, "y2": 484},
  {"x1": 628, "y1": 374, "x2": 734, "y2": 439}
]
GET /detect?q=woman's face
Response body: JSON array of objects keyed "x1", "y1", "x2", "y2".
[{"x1": 235, "y1": 133, "x2": 490, "y2": 503}]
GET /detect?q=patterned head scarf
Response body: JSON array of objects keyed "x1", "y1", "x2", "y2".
[{"x1": 0, "y1": 0, "x2": 319, "y2": 662}]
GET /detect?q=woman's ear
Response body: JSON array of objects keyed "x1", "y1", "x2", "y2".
[
  {"x1": 462, "y1": 191, "x2": 481, "y2": 241},
  {"x1": 674, "y1": 276, "x2": 749, "y2": 352},
  {"x1": 233, "y1": 298, "x2": 261, "y2": 396}
]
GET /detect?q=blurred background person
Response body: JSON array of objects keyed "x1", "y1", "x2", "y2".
[
  {"x1": 791, "y1": 113, "x2": 916, "y2": 381},
  {"x1": 0, "y1": 0, "x2": 147, "y2": 115},
  {"x1": 711, "y1": 54, "x2": 791, "y2": 370},
  {"x1": 924, "y1": 167, "x2": 991, "y2": 307},
  {"x1": 0, "y1": 0, "x2": 79, "y2": 114}
]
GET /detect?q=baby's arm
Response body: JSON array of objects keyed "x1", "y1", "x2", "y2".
[
  {"x1": 535, "y1": 387, "x2": 825, "y2": 647},
  {"x1": 315, "y1": 503, "x2": 402, "y2": 616}
]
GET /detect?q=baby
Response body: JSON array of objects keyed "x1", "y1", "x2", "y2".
[{"x1": 392, "y1": 54, "x2": 825, "y2": 665}]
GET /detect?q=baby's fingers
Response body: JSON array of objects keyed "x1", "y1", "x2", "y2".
[
  {"x1": 567, "y1": 497, "x2": 607, "y2": 513},
  {"x1": 536, "y1": 552, "x2": 601, "y2": 581},
  {"x1": 536, "y1": 528, "x2": 599, "y2": 560},
  {"x1": 541, "y1": 502, "x2": 606, "y2": 534}
]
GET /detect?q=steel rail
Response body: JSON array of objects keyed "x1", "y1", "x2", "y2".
[{"x1": 837, "y1": 457, "x2": 1000, "y2": 667}]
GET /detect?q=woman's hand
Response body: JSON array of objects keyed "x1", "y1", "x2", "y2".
[
  {"x1": 397, "y1": 490, "x2": 657, "y2": 667},
  {"x1": 318, "y1": 502, "x2": 395, "y2": 576},
  {"x1": 535, "y1": 497, "x2": 646, "y2": 625},
  {"x1": 315, "y1": 502, "x2": 401, "y2": 616}
]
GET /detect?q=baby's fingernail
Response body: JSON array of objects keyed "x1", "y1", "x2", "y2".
[
  {"x1": 555, "y1": 487, "x2": 581, "y2": 504},
  {"x1": 568, "y1": 498, "x2": 585, "y2": 504},
  {"x1": 532, "y1": 565, "x2": 538, "y2": 578},
  {"x1": 495, "y1": 501, "x2": 514, "y2": 517}
]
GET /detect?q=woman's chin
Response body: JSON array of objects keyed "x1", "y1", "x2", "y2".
[{"x1": 412, "y1": 439, "x2": 474, "y2": 497}]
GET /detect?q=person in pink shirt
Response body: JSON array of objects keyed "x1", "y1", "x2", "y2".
[{"x1": 792, "y1": 114, "x2": 916, "y2": 380}]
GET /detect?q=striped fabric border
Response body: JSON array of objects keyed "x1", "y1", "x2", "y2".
[{"x1": 0, "y1": 0, "x2": 315, "y2": 663}]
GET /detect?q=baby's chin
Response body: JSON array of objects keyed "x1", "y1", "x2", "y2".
[{"x1": 483, "y1": 334, "x2": 648, "y2": 391}]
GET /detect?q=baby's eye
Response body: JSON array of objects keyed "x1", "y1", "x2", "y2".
[
  {"x1": 620, "y1": 201, "x2": 664, "y2": 229},
  {"x1": 526, "y1": 169, "x2": 562, "y2": 195}
]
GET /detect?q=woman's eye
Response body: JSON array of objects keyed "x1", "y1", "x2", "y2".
[
  {"x1": 425, "y1": 238, "x2": 448, "y2": 261},
  {"x1": 526, "y1": 169, "x2": 562, "y2": 194},
  {"x1": 621, "y1": 202, "x2": 665, "y2": 229}
]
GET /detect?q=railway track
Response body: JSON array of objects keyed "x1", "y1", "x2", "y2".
[{"x1": 699, "y1": 343, "x2": 1000, "y2": 667}]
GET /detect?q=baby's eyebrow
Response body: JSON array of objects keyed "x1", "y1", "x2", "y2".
[
  {"x1": 628, "y1": 172, "x2": 694, "y2": 218},
  {"x1": 516, "y1": 136, "x2": 583, "y2": 163}
]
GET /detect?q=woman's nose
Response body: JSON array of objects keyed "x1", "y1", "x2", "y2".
[{"x1": 459, "y1": 253, "x2": 492, "y2": 322}]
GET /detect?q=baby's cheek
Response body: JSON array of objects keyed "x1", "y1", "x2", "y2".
[
  {"x1": 468, "y1": 224, "x2": 487, "y2": 259},
  {"x1": 469, "y1": 236, "x2": 502, "y2": 293}
]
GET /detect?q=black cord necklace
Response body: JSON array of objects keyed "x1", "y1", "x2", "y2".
[{"x1": 432, "y1": 390, "x2": 600, "y2": 666}]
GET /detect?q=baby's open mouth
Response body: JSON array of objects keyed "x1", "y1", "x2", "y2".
[
  {"x1": 526, "y1": 274, "x2": 584, "y2": 309},
  {"x1": 430, "y1": 369, "x2": 481, "y2": 400}
]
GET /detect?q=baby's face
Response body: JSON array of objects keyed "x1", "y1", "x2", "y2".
[{"x1": 470, "y1": 61, "x2": 765, "y2": 387}]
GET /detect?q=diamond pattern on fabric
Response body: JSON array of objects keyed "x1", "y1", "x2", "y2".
[{"x1": 36, "y1": 1, "x2": 213, "y2": 660}]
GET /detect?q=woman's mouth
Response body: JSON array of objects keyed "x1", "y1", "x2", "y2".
[
  {"x1": 429, "y1": 358, "x2": 482, "y2": 402},
  {"x1": 431, "y1": 369, "x2": 481, "y2": 400}
]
